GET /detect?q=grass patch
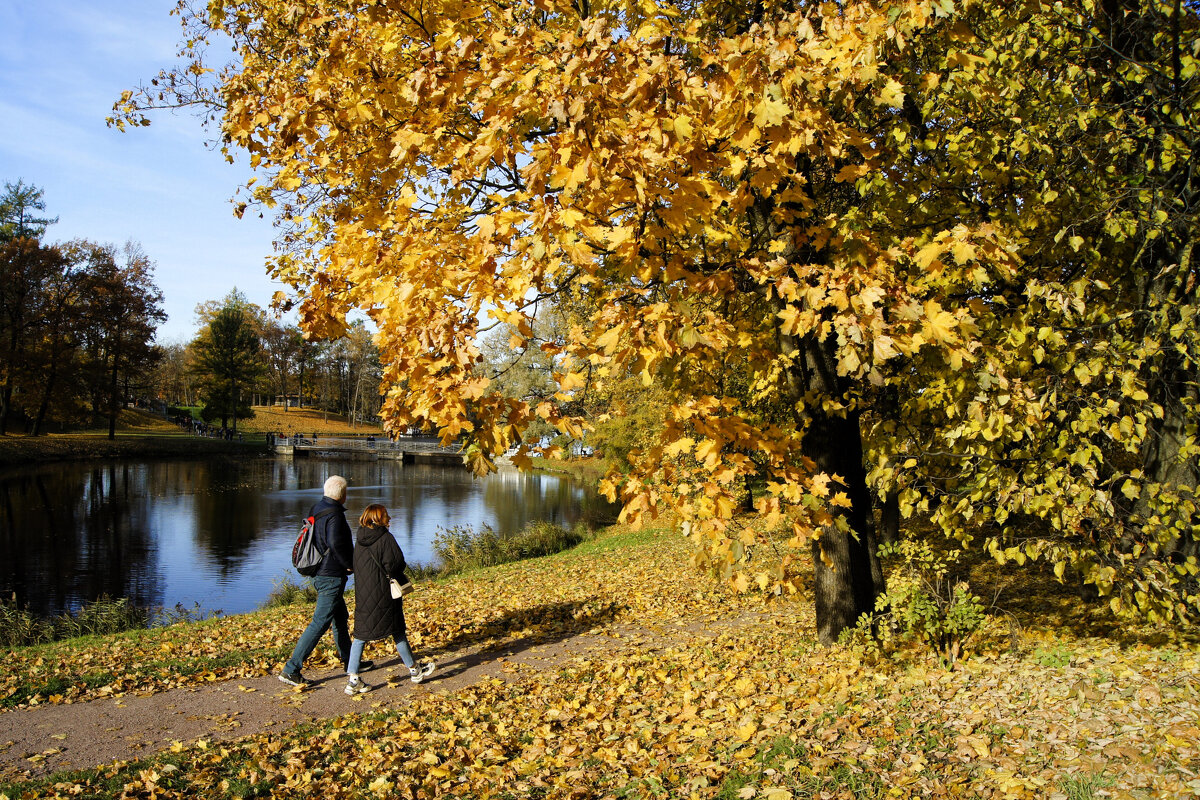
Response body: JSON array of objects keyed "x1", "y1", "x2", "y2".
[
  {"x1": 0, "y1": 753, "x2": 195, "y2": 800},
  {"x1": 714, "y1": 736, "x2": 892, "y2": 799},
  {"x1": 569, "y1": 525, "x2": 667, "y2": 556},
  {"x1": 0, "y1": 517, "x2": 1196, "y2": 800},
  {"x1": 526, "y1": 456, "x2": 609, "y2": 486},
  {"x1": 2, "y1": 639, "x2": 290, "y2": 711},
  {"x1": 1059, "y1": 771, "x2": 1116, "y2": 800}
]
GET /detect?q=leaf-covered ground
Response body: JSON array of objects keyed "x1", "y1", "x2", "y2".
[{"x1": 1, "y1": 525, "x2": 1197, "y2": 799}]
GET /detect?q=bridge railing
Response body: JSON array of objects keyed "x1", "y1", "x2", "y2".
[{"x1": 279, "y1": 435, "x2": 462, "y2": 455}]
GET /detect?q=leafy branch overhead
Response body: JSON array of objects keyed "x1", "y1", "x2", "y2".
[{"x1": 115, "y1": 0, "x2": 1200, "y2": 640}]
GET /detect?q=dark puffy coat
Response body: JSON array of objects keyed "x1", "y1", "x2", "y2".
[
  {"x1": 351, "y1": 525, "x2": 408, "y2": 642},
  {"x1": 311, "y1": 496, "x2": 354, "y2": 578}
]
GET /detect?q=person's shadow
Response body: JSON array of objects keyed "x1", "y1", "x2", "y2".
[{"x1": 391, "y1": 597, "x2": 624, "y2": 684}]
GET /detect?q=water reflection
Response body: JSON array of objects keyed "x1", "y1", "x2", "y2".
[{"x1": 0, "y1": 457, "x2": 600, "y2": 618}]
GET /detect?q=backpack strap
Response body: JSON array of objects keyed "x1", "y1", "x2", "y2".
[{"x1": 311, "y1": 506, "x2": 340, "y2": 552}]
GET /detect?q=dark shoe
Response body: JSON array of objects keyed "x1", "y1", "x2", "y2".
[
  {"x1": 345, "y1": 659, "x2": 375, "y2": 673},
  {"x1": 278, "y1": 670, "x2": 313, "y2": 687}
]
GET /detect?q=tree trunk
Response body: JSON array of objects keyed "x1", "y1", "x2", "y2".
[
  {"x1": 30, "y1": 354, "x2": 61, "y2": 437},
  {"x1": 780, "y1": 323, "x2": 885, "y2": 644},
  {"x1": 806, "y1": 405, "x2": 885, "y2": 645},
  {"x1": 0, "y1": 324, "x2": 20, "y2": 436},
  {"x1": 0, "y1": 382, "x2": 12, "y2": 436},
  {"x1": 878, "y1": 492, "x2": 901, "y2": 546},
  {"x1": 107, "y1": 343, "x2": 121, "y2": 441},
  {"x1": 1134, "y1": 237, "x2": 1199, "y2": 566}
]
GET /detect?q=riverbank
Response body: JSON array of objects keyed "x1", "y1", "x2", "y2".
[
  {"x1": 526, "y1": 455, "x2": 608, "y2": 486},
  {"x1": 0, "y1": 405, "x2": 388, "y2": 467},
  {"x1": 1, "y1": 521, "x2": 1197, "y2": 797},
  {"x1": 0, "y1": 433, "x2": 268, "y2": 466}
]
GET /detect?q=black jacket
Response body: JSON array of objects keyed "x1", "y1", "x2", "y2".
[
  {"x1": 310, "y1": 496, "x2": 354, "y2": 578},
  {"x1": 351, "y1": 524, "x2": 408, "y2": 642}
]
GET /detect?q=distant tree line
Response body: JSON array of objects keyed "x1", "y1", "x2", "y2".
[
  {"x1": 0, "y1": 180, "x2": 164, "y2": 438},
  {"x1": 0, "y1": 179, "x2": 385, "y2": 438},
  {"x1": 157, "y1": 290, "x2": 384, "y2": 430}
]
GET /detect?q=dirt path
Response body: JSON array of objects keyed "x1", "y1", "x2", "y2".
[{"x1": 0, "y1": 615, "x2": 749, "y2": 782}]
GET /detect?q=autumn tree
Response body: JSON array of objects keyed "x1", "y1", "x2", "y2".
[
  {"x1": 478, "y1": 305, "x2": 567, "y2": 447},
  {"x1": 341, "y1": 321, "x2": 383, "y2": 425},
  {"x1": 119, "y1": 0, "x2": 1200, "y2": 639},
  {"x1": 191, "y1": 303, "x2": 265, "y2": 431},
  {"x1": 83, "y1": 242, "x2": 166, "y2": 439},
  {"x1": 25, "y1": 240, "x2": 95, "y2": 435},
  {"x1": 0, "y1": 238, "x2": 71, "y2": 434},
  {"x1": 260, "y1": 318, "x2": 305, "y2": 409},
  {"x1": 153, "y1": 340, "x2": 198, "y2": 408}
]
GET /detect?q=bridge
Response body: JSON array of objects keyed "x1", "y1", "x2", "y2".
[{"x1": 270, "y1": 434, "x2": 467, "y2": 466}]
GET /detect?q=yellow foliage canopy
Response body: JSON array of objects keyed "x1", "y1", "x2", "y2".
[{"x1": 116, "y1": 0, "x2": 1200, "y2": 632}]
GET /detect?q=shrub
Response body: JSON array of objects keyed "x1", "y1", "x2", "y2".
[
  {"x1": 431, "y1": 520, "x2": 588, "y2": 576},
  {"x1": 842, "y1": 540, "x2": 986, "y2": 668},
  {"x1": 405, "y1": 562, "x2": 443, "y2": 581},
  {"x1": 60, "y1": 596, "x2": 152, "y2": 638},
  {"x1": 261, "y1": 575, "x2": 319, "y2": 609},
  {"x1": 0, "y1": 595, "x2": 222, "y2": 648},
  {"x1": 0, "y1": 596, "x2": 55, "y2": 647},
  {"x1": 154, "y1": 601, "x2": 222, "y2": 626},
  {"x1": 0, "y1": 595, "x2": 154, "y2": 647}
]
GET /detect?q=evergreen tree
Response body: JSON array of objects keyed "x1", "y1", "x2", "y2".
[{"x1": 191, "y1": 304, "x2": 265, "y2": 432}]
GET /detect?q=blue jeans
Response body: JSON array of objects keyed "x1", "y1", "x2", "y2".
[
  {"x1": 347, "y1": 636, "x2": 415, "y2": 675},
  {"x1": 284, "y1": 575, "x2": 350, "y2": 674}
]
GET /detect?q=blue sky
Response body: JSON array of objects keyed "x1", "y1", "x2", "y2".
[{"x1": 0, "y1": 1, "x2": 286, "y2": 343}]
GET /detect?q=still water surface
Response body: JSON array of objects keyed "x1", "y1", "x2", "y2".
[{"x1": 0, "y1": 457, "x2": 597, "y2": 618}]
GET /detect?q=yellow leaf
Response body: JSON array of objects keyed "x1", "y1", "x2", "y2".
[
  {"x1": 558, "y1": 371, "x2": 587, "y2": 392},
  {"x1": 878, "y1": 78, "x2": 905, "y2": 108},
  {"x1": 753, "y1": 97, "x2": 790, "y2": 127},
  {"x1": 922, "y1": 301, "x2": 958, "y2": 344}
]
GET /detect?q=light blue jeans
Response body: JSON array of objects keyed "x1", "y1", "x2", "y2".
[
  {"x1": 347, "y1": 636, "x2": 416, "y2": 675},
  {"x1": 284, "y1": 575, "x2": 351, "y2": 674}
]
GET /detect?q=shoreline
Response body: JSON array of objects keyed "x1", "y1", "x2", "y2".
[{"x1": 0, "y1": 434, "x2": 270, "y2": 467}]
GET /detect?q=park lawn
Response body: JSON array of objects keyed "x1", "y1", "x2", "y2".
[
  {"x1": 0, "y1": 409, "x2": 266, "y2": 464},
  {"x1": 238, "y1": 405, "x2": 384, "y2": 437},
  {"x1": 1, "y1": 522, "x2": 1198, "y2": 798}
]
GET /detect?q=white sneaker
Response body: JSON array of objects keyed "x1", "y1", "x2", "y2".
[
  {"x1": 409, "y1": 661, "x2": 435, "y2": 684},
  {"x1": 345, "y1": 677, "x2": 371, "y2": 695}
]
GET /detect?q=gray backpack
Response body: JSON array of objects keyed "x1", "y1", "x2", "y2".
[{"x1": 292, "y1": 507, "x2": 336, "y2": 576}]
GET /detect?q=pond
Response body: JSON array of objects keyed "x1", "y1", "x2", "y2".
[{"x1": 0, "y1": 456, "x2": 602, "y2": 618}]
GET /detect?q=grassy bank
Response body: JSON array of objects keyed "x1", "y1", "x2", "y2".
[
  {"x1": 238, "y1": 405, "x2": 384, "y2": 437},
  {"x1": 1, "y1": 523, "x2": 1198, "y2": 798},
  {"x1": 526, "y1": 455, "x2": 609, "y2": 486},
  {"x1": 0, "y1": 408, "x2": 268, "y2": 466},
  {"x1": 0, "y1": 433, "x2": 268, "y2": 466}
]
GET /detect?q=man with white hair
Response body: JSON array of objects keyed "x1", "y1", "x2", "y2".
[{"x1": 279, "y1": 475, "x2": 373, "y2": 686}]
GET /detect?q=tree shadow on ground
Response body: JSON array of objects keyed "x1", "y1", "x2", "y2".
[{"x1": 932, "y1": 539, "x2": 1199, "y2": 649}]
